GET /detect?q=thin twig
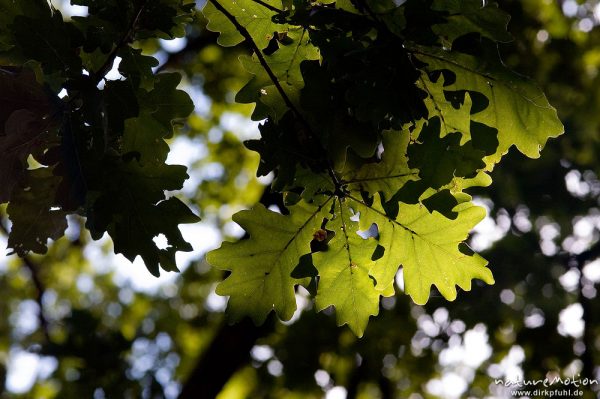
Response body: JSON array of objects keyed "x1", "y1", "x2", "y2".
[
  {"x1": 155, "y1": 32, "x2": 218, "y2": 73},
  {"x1": 356, "y1": 0, "x2": 379, "y2": 22},
  {"x1": 208, "y1": 0, "x2": 343, "y2": 184},
  {"x1": 91, "y1": 2, "x2": 148, "y2": 86},
  {"x1": 250, "y1": 0, "x2": 284, "y2": 14},
  {"x1": 0, "y1": 222, "x2": 51, "y2": 342},
  {"x1": 22, "y1": 257, "x2": 51, "y2": 342},
  {"x1": 207, "y1": 0, "x2": 300, "y2": 120}
]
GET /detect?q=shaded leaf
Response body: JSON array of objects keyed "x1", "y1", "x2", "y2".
[
  {"x1": 12, "y1": 11, "x2": 82, "y2": 75},
  {"x1": 104, "y1": 80, "x2": 140, "y2": 134},
  {"x1": 236, "y1": 28, "x2": 319, "y2": 121},
  {"x1": 86, "y1": 160, "x2": 198, "y2": 276},
  {"x1": 0, "y1": 106, "x2": 56, "y2": 203},
  {"x1": 139, "y1": 72, "x2": 194, "y2": 130},
  {"x1": 342, "y1": 129, "x2": 418, "y2": 202},
  {"x1": 7, "y1": 168, "x2": 67, "y2": 255},
  {"x1": 431, "y1": 0, "x2": 512, "y2": 45},
  {"x1": 122, "y1": 114, "x2": 171, "y2": 165},
  {"x1": 118, "y1": 47, "x2": 159, "y2": 90},
  {"x1": 418, "y1": 72, "x2": 472, "y2": 142},
  {"x1": 407, "y1": 117, "x2": 487, "y2": 191}
]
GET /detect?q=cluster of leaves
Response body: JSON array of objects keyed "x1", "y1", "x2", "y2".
[
  {"x1": 205, "y1": 0, "x2": 564, "y2": 335},
  {"x1": 0, "y1": 0, "x2": 199, "y2": 276},
  {"x1": 0, "y1": 0, "x2": 565, "y2": 337}
]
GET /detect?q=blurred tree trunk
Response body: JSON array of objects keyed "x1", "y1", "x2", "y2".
[
  {"x1": 178, "y1": 318, "x2": 274, "y2": 399},
  {"x1": 179, "y1": 187, "x2": 282, "y2": 398}
]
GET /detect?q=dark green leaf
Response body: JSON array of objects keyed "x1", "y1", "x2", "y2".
[
  {"x1": 431, "y1": 0, "x2": 512, "y2": 45},
  {"x1": 0, "y1": 68, "x2": 58, "y2": 203},
  {"x1": 12, "y1": 12, "x2": 82, "y2": 75},
  {"x1": 7, "y1": 168, "x2": 67, "y2": 255}
]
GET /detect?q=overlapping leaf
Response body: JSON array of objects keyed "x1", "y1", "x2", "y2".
[
  {"x1": 405, "y1": 117, "x2": 487, "y2": 192},
  {"x1": 7, "y1": 168, "x2": 67, "y2": 255},
  {"x1": 0, "y1": 68, "x2": 58, "y2": 203},
  {"x1": 122, "y1": 114, "x2": 171, "y2": 164},
  {"x1": 139, "y1": 72, "x2": 196, "y2": 129},
  {"x1": 411, "y1": 44, "x2": 564, "y2": 165},
  {"x1": 0, "y1": 0, "x2": 199, "y2": 274},
  {"x1": 237, "y1": 28, "x2": 319, "y2": 121},
  {"x1": 85, "y1": 73, "x2": 197, "y2": 275},
  {"x1": 73, "y1": 0, "x2": 194, "y2": 46},
  {"x1": 431, "y1": 0, "x2": 512, "y2": 45},
  {"x1": 313, "y1": 198, "x2": 380, "y2": 337},
  {"x1": 299, "y1": 61, "x2": 380, "y2": 170},
  {"x1": 118, "y1": 48, "x2": 159, "y2": 90},
  {"x1": 201, "y1": 0, "x2": 564, "y2": 337},
  {"x1": 350, "y1": 194, "x2": 494, "y2": 304},
  {"x1": 418, "y1": 73, "x2": 472, "y2": 142},
  {"x1": 85, "y1": 159, "x2": 198, "y2": 276},
  {"x1": 306, "y1": 10, "x2": 428, "y2": 130},
  {"x1": 11, "y1": 10, "x2": 82, "y2": 77},
  {"x1": 341, "y1": 129, "x2": 417, "y2": 202},
  {"x1": 203, "y1": 0, "x2": 284, "y2": 48},
  {"x1": 0, "y1": 0, "x2": 48, "y2": 52},
  {"x1": 0, "y1": 0, "x2": 565, "y2": 338}
]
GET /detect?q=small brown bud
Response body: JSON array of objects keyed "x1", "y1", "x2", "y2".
[{"x1": 313, "y1": 229, "x2": 327, "y2": 242}]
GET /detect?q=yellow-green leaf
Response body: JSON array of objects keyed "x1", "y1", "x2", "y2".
[
  {"x1": 207, "y1": 199, "x2": 331, "y2": 323},
  {"x1": 351, "y1": 194, "x2": 494, "y2": 304},
  {"x1": 312, "y1": 198, "x2": 380, "y2": 337}
]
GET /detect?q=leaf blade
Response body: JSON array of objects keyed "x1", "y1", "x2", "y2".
[
  {"x1": 351, "y1": 194, "x2": 493, "y2": 304},
  {"x1": 207, "y1": 198, "x2": 332, "y2": 323},
  {"x1": 313, "y1": 198, "x2": 380, "y2": 337}
]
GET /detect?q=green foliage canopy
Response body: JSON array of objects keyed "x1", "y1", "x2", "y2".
[
  {"x1": 0, "y1": 0, "x2": 199, "y2": 277},
  {"x1": 204, "y1": 0, "x2": 563, "y2": 334},
  {"x1": 0, "y1": 0, "x2": 562, "y2": 338}
]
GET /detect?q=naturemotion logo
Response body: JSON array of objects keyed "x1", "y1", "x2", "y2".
[{"x1": 494, "y1": 374, "x2": 598, "y2": 389}]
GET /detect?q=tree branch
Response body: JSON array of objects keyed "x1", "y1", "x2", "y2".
[
  {"x1": 346, "y1": 356, "x2": 368, "y2": 399},
  {"x1": 207, "y1": 0, "x2": 309, "y2": 130},
  {"x1": 208, "y1": 0, "x2": 343, "y2": 183},
  {"x1": 250, "y1": 0, "x2": 284, "y2": 14},
  {"x1": 155, "y1": 31, "x2": 220, "y2": 73},
  {"x1": 178, "y1": 317, "x2": 274, "y2": 399},
  {"x1": 91, "y1": 2, "x2": 148, "y2": 86},
  {"x1": 0, "y1": 222, "x2": 51, "y2": 342},
  {"x1": 577, "y1": 273, "x2": 596, "y2": 387},
  {"x1": 563, "y1": 242, "x2": 600, "y2": 386}
]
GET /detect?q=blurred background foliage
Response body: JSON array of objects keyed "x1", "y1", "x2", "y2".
[{"x1": 2, "y1": 0, "x2": 600, "y2": 398}]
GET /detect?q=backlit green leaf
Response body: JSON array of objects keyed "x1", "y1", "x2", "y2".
[
  {"x1": 342, "y1": 129, "x2": 417, "y2": 202},
  {"x1": 351, "y1": 194, "x2": 494, "y2": 304},
  {"x1": 236, "y1": 27, "x2": 319, "y2": 121},
  {"x1": 313, "y1": 198, "x2": 380, "y2": 337},
  {"x1": 207, "y1": 199, "x2": 332, "y2": 323},
  {"x1": 411, "y1": 44, "x2": 564, "y2": 164},
  {"x1": 203, "y1": 0, "x2": 284, "y2": 49}
]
